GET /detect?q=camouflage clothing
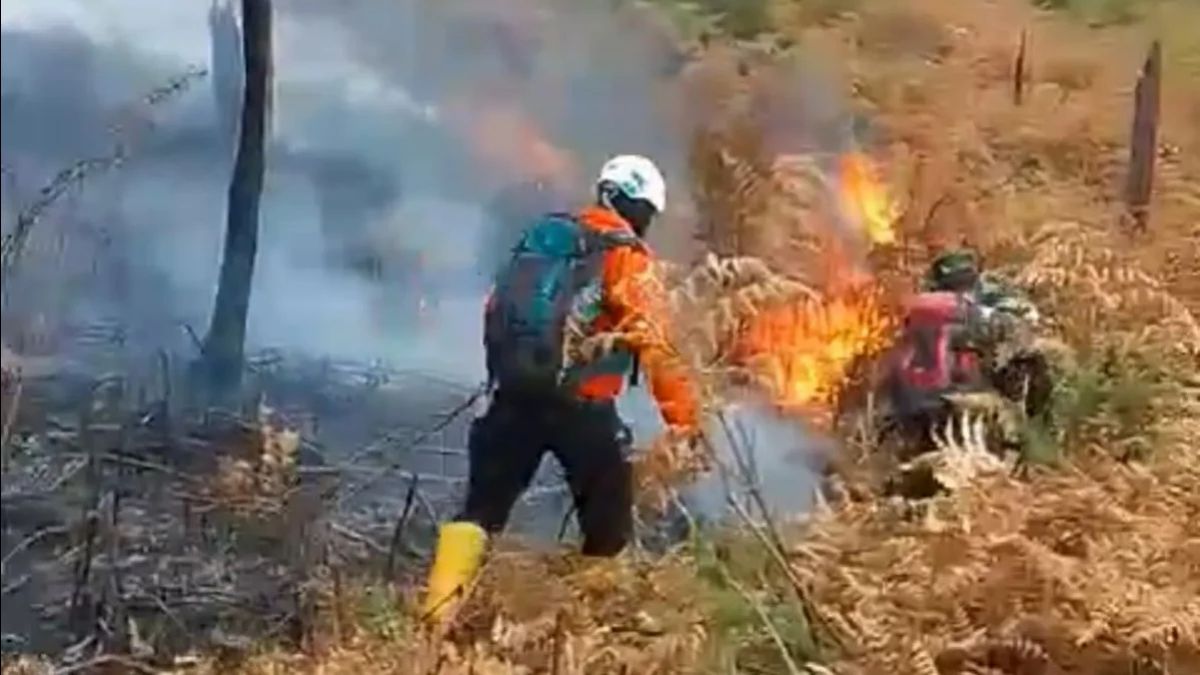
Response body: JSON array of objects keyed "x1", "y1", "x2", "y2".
[{"x1": 924, "y1": 250, "x2": 1039, "y2": 352}]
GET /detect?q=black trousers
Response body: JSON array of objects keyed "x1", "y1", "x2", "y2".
[{"x1": 457, "y1": 391, "x2": 634, "y2": 557}]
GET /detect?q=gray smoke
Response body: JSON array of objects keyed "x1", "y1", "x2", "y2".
[
  {"x1": 1, "y1": 0, "x2": 835, "y2": 524},
  {"x1": 0, "y1": 0, "x2": 698, "y2": 382}
]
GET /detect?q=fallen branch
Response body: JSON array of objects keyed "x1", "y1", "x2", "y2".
[
  {"x1": 53, "y1": 653, "x2": 158, "y2": 675},
  {"x1": 0, "y1": 525, "x2": 70, "y2": 578},
  {"x1": 330, "y1": 521, "x2": 389, "y2": 557}
]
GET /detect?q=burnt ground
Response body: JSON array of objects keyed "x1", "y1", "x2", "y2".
[{"x1": 0, "y1": 341, "x2": 588, "y2": 667}]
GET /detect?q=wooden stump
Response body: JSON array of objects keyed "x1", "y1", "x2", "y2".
[
  {"x1": 1013, "y1": 29, "x2": 1028, "y2": 106},
  {"x1": 1124, "y1": 41, "x2": 1162, "y2": 232}
]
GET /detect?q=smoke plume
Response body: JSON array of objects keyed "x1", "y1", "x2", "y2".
[{"x1": 1, "y1": 0, "x2": 841, "y2": 530}]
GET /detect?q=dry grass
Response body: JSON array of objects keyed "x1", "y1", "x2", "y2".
[
  {"x1": 204, "y1": 403, "x2": 302, "y2": 518},
  {"x1": 205, "y1": 0, "x2": 1196, "y2": 671},
  {"x1": 6, "y1": 0, "x2": 1200, "y2": 673}
]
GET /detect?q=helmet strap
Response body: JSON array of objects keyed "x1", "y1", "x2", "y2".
[{"x1": 596, "y1": 180, "x2": 655, "y2": 237}]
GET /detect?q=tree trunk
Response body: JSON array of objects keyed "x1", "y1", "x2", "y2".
[{"x1": 198, "y1": 0, "x2": 272, "y2": 397}]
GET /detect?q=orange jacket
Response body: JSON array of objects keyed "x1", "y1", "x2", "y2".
[
  {"x1": 483, "y1": 206, "x2": 700, "y2": 431},
  {"x1": 569, "y1": 206, "x2": 700, "y2": 431}
]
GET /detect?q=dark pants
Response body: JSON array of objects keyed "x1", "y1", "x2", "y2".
[{"x1": 457, "y1": 391, "x2": 634, "y2": 557}]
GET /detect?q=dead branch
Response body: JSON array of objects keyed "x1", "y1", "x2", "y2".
[
  {"x1": 334, "y1": 386, "x2": 484, "y2": 506},
  {"x1": 52, "y1": 653, "x2": 158, "y2": 675},
  {"x1": 1, "y1": 525, "x2": 70, "y2": 578},
  {"x1": 2, "y1": 574, "x2": 31, "y2": 596},
  {"x1": 386, "y1": 473, "x2": 421, "y2": 576},
  {"x1": 330, "y1": 521, "x2": 389, "y2": 557},
  {"x1": 344, "y1": 385, "x2": 484, "y2": 465}
]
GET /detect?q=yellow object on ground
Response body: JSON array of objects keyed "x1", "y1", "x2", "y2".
[{"x1": 421, "y1": 521, "x2": 488, "y2": 622}]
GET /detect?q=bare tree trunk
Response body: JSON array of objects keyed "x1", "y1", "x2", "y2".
[
  {"x1": 199, "y1": 0, "x2": 271, "y2": 397},
  {"x1": 1124, "y1": 40, "x2": 1161, "y2": 233}
]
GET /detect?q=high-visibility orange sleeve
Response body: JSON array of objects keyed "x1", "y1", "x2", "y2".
[{"x1": 602, "y1": 243, "x2": 700, "y2": 431}]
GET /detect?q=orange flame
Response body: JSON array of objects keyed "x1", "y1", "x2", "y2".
[
  {"x1": 738, "y1": 285, "x2": 892, "y2": 411},
  {"x1": 733, "y1": 152, "x2": 900, "y2": 412},
  {"x1": 838, "y1": 152, "x2": 897, "y2": 246}
]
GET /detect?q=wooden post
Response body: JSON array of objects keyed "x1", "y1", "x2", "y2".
[
  {"x1": 199, "y1": 0, "x2": 272, "y2": 397},
  {"x1": 1013, "y1": 29, "x2": 1028, "y2": 106},
  {"x1": 1124, "y1": 40, "x2": 1162, "y2": 232}
]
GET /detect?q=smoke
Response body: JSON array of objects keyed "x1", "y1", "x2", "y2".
[
  {"x1": 685, "y1": 400, "x2": 830, "y2": 523},
  {"x1": 0, "y1": 0, "x2": 700, "y2": 382},
  {"x1": 2, "y1": 1, "x2": 844, "y2": 531}
]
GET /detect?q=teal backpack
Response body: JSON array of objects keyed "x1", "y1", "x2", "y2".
[{"x1": 484, "y1": 213, "x2": 641, "y2": 397}]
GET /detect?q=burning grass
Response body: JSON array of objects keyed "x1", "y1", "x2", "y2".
[{"x1": 4, "y1": 0, "x2": 1200, "y2": 673}]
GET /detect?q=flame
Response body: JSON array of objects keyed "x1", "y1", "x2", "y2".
[
  {"x1": 838, "y1": 152, "x2": 898, "y2": 246},
  {"x1": 732, "y1": 152, "x2": 899, "y2": 412},
  {"x1": 738, "y1": 285, "x2": 892, "y2": 411}
]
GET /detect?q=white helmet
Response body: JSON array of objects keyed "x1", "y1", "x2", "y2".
[{"x1": 596, "y1": 154, "x2": 666, "y2": 213}]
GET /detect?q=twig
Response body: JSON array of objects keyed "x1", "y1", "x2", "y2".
[
  {"x1": 181, "y1": 323, "x2": 204, "y2": 354},
  {"x1": 386, "y1": 473, "x2": 420, "y2": 576},
  {"x1": 551, "y1": 609, "x2": 565, "y2": 675},
  {"x1": 345, "y1": 385, "x2": 483, "y2": 465},
  {"x1": 723, "y1": 568, "x2": 805, "y2": 675},
  {"x1": 106, "y1": 488, "x2": 127, "y2": 653},
  {"x1": 711, "y1": 411, "x2": 789, "y2": 552},
  {"x1": 666, "y1": 489, "x2": 802, "y2": 675},
  {"x1": 1, "y1": 368, "x2": 22, "y2": 469},
  {"x1": 148, "y1": 590, "x2": 190, "y2": 637},
  {"x1": 52, "y1": 653, "x2": 158, "y2": 675},
  {"x1": 557, "y1": 504, "x2": 577, "y2": 542},
  {"x1": 708, "y1": 414, "x2": 841, "y2": 651},
  {"x1": 94, "y1": 452, "x2": 192, "y2": 482},
  {"x1": 333, "y1": 385, "x2": 484, "y2": 506},
  {"x1": 330, "y1": 521, "x2": 389, "y2": 556},
  {"x1": 69, "y1": 395, "x2": 102, "y2": 637},
  {"x1": 1, "y1": 574, "x2": 31, "y2": 596},
  {"x1": 1, "y1": 525, "x2": 70, "y2": 577}
]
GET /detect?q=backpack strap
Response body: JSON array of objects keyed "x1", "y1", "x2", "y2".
[{"x1": 550, "y1": 223, "x2": 646, "y2": 391}]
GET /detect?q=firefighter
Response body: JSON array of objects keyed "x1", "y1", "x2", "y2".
[
  {"x1": 924, "y1": 248, "x2": 1041, "y2": 349},
  {"x1": 924, "y1": 248, "x2": 982, "y2": 294},
  {"x1": 921, "y1": 247, "x2": 1053, "y2": 418},
  {"x1": 421, "y1": 155, "x2": 701, "y2": 622}
]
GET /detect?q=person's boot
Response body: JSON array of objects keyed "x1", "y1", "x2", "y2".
[{"x1": 421, "y1": 521, "x2": 488, "y2": 623}]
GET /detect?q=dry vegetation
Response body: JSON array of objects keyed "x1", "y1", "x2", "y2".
[{"x1": 4, "y1": 0, "x2": 1200, "y2": 673}]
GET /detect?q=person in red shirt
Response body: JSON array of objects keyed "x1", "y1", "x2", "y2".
[{"x1": 422, "y1": 155, "x2": 701, "y2": 621}]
